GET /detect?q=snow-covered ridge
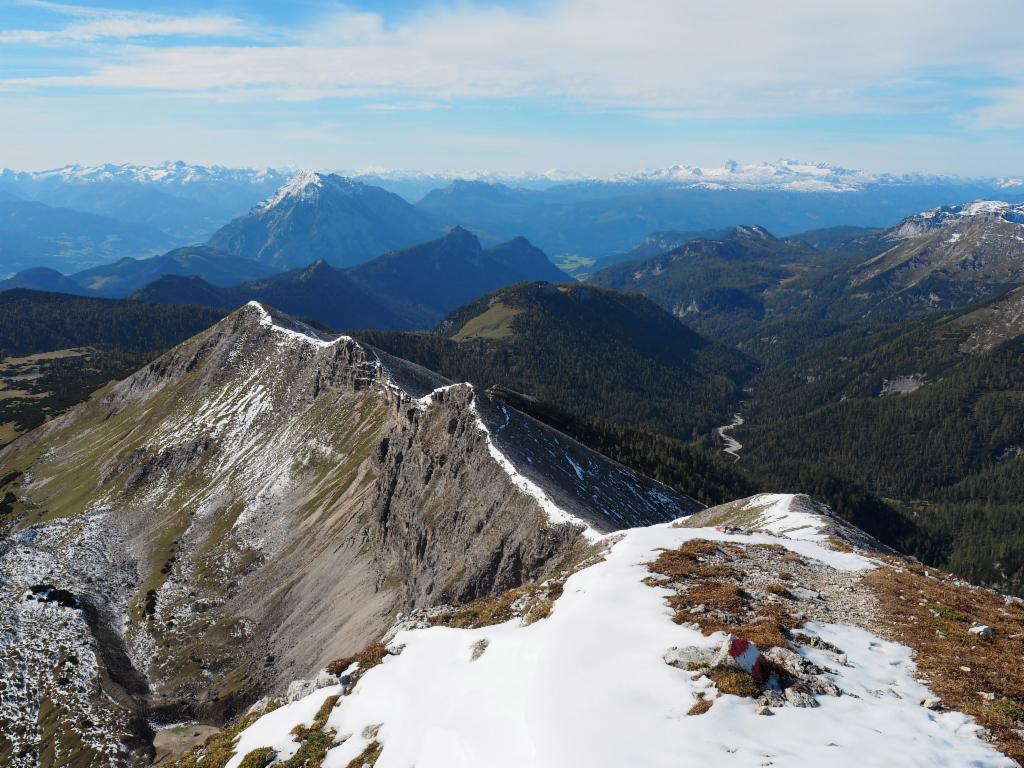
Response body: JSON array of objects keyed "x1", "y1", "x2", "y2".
[
  {"x1": 3, "y1": 160, "x2": 1017, "y2": 195},
  {"x1": 221, "y1": 507, "x2": 1010, "y2": 768},
  {"x1": 245, "y1": 301, "x2": 346, "y2": 348},
  {"x1": 0, "y1": 161, "x2": 288, "y2": 187},
  {"x1": 890, "y1": 200, "x2": 1024, "y2": 240},
  {"x1": 352, "y1": 167, "x2": 585, "y2": 185}
]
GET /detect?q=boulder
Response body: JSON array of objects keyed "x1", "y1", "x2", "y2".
[
  {"x1": 663, "y1": 645, "x2": 716, "y2": 670},
  {"x1": 286, "y1": 678, "x2": 316, "y2": 703},
  {"x1": 314, "y1": 669, "x2": 340, "y2": 688},
  {"x1": 784, "y1": 684, "x2": 819, "y2": 708}
]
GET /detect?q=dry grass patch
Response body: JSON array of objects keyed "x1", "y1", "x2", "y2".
[
  {"x1": 682, "y1": 582, "x2": 747, "y2": 616},
  {"x1": 648, "y1": 539, "x2": 736, "y2": 582},
  {"x1": 865, "y1": 565, "x2": 1024, "y2": 762},
  {"x1": 326, "y1": 644, "x2": 387, "y2": 678},
  {"x1": 344, "y1": 740, "x2": 382, "y2": 768},
  {"x1": 766, "y1": 582, "x2": 794, "y2": 599},
  {"x1": 709, "y1": 666, "x2": 761, "y2": 697},
  {"x1": 429, "y1": 581, "x2": 565, "y2": 629},
  {"x1": 647, "y1": 540, "x2": 795, "y2": 651},
  {"x1": 687, "y1": 694, "x2": 713, "y2": 716}
]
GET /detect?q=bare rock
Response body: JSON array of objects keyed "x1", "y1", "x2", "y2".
[
  {"x1": 784, "y1": 684, "x2": 819, "y2": 708},
  {"x1": 664, "y1": 645, "x2": 715, "y2": 670}
]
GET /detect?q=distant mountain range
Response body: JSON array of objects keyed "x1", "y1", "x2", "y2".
[
  {"x1": 0, "y1": 247, "x2": 275, "y2": 298},
  {"x1": 417, "y1": 178, "x2": 1024, "y2": 257},
  {"x1": 3, "y1": 160, "x2": 1023, "y2": 278},
  {"x1": 133, "y1": 228, "x2": 568, "y2": 330},
  {"x1": 0, "y1": 161, "x2": 288, "y2": 242}
]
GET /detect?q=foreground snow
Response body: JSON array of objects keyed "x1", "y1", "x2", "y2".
[{"x1": 226, "y1": 512, "x2": 1010, "y2": 768}]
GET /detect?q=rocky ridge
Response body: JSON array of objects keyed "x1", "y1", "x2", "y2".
[
  {"x1": 0, "y1": 301, "x2": 695, "y2": 766},
  {"x1": 200, "y1": 493, "x2": 1024, "y2": 768}
]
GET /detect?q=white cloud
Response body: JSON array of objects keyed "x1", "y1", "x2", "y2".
[{"x1": 2, "y1": 0, "x2": 1022, "y2": 125}]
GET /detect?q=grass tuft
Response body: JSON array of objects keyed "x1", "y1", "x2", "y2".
[
  {"x1": 344, "y1": 740, "x2": 383, "y2": 768},
  {"x1": 237, "y1": 747, "x2": 276, "y2": 768},
  {"x1": 709, "y1": 666, "x2": 761, "y2": 697}
]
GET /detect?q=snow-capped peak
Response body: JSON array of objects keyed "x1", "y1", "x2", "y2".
[{"x1": 259, "y1": 169, "x2": 324, "y2": 209}]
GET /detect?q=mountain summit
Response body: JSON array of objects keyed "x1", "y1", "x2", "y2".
[{"x1": 208, "y1": 171, "x2": 441, "y2": 269}]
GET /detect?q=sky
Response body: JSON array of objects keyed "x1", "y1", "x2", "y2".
[{"x1": 1, "y1": 0, "x2": 1023, "y2": 177}]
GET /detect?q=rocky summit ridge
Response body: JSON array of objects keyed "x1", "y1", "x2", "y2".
[
  {"x1": 0, "y1": 301, "x2": 695, "y2": 767},
  {"x1": 185, "y1": 493, "x2": 1024, "y2": 768}
]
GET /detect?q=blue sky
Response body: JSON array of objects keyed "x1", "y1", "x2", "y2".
[{"x1": 1, "y1": 0, "x2": 1023, "y2": 176}]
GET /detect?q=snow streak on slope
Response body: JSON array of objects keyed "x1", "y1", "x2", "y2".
[
  {"x1": 414, "y1": 384, "x2": 602, "y2": 540},
  {"x1": 223, "y1": 518, "x2": 1008, "y2": 768},
  {"x1": 470, "y1": 398, "x2": 601, "y2": 540},
  {"x1": 740, "y1": 494, "x2": 833, "y2": 542}
]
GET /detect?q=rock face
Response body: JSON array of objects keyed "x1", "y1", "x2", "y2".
[
  {"x1": 0, "y1": 302, "x2": 696, "y2": 766},
  {"x1": 848, "y1": 201, "x2": 1024, "y2": 315}
]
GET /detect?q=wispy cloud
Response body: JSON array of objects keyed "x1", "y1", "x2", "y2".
[{"x1": 0, "y1": 1, "x2": 247, "y2": 44}]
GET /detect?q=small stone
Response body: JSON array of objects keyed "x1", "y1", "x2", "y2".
[
  {"x1": 968, "y1": 625, "x2": 994, "y2": 638},
  {"x1": 978, "y1": 691, "x2": 996, "y2": 701},
  {"x1": 921, "y1": 698, "x2": 942, "y2": 711},
  {"x1": 959, "y1": 666, "x2": 971, "y2": 673},
  {"x1": 791, "y1": 587, "x2": 820, "y2": 601},
  {"x1": 806, "y1": 678, "x2": 842, "y2": 697},
  {"x1": 784, "y1": 685, "x2": 818, "y2": 708},
  {"x1": 314, "y1": 669, "x2": 340, "y2": 688},
  {"x1": 756, "y1": 705, "x2": 773, "y2": 716},
  {"x1": 286, "y1": 678, "x2": 316, "y2": 703},
  {"x1": 386, "y1": 642, "x2": 406, "y2": 655},
  {"x1": 470, "y1": 638, "x2": 489, "y2": 661},
  {"x1": 758, "y1": 690, "x2": 786, "y2": 708}
]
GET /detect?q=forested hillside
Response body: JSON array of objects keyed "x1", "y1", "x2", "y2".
[{"x1": 361, "y1": 281, "x2": 754, "y2": 441}]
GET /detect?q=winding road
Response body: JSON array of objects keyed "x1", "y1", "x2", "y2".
[{"x1": 716, "y1": 412, "x2": 744, "y2": 461}]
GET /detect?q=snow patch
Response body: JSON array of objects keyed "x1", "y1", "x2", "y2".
[
  {"x1": 740, "y1": 494, "x2": 832, "y2": 543},
  {"x1": 227, "y1": 521, "x2": 1006, "y2": 768}
]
